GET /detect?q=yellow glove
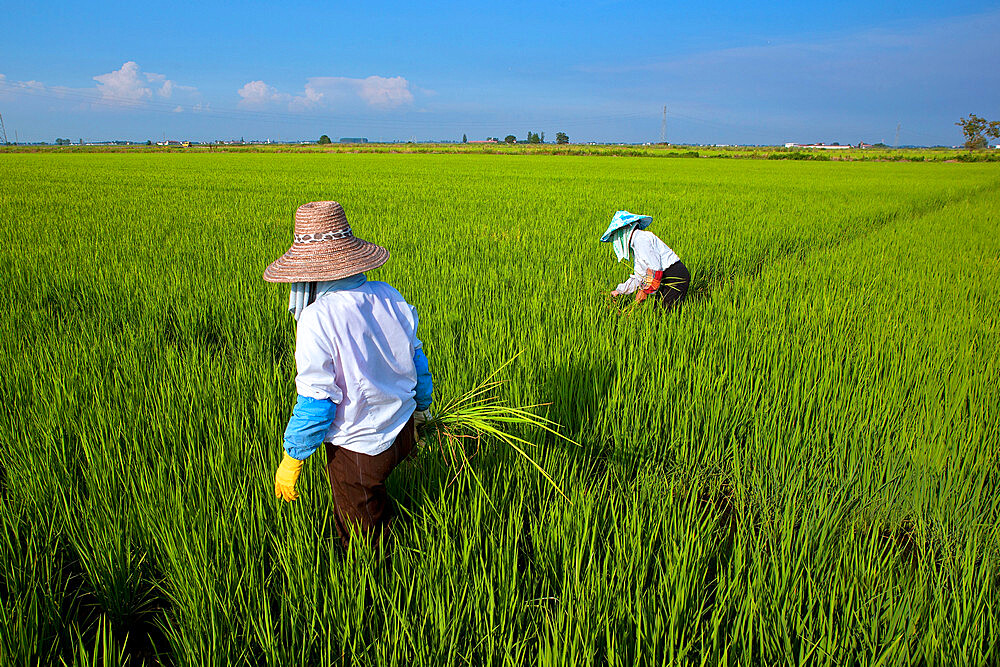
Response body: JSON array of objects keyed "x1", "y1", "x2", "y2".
[{"x1": 274, "y1": 453, "x2": 304, "y2": 502}]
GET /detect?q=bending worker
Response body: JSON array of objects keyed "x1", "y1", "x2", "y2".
[
  {"x1": 600, "y1": 210, "x2": 691, "y2": 307},
  {"x1": 264, "y1": 200, "x2": 433, "y2": 551}
]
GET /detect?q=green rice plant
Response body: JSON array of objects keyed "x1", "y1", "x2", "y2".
[
  {"x1": 1, "y1": 152, "x2": 998, "y2": 665},
  {"x1": 62, "y1": 616, "x2": 131, "y2": 667},
  {"x1": 419, "y1": 352, "x2": 578, "y2": 502}
]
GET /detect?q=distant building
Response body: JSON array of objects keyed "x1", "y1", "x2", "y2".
[
  {"x1": 468, "y1": 139, "x2": 498, "y2": 144},
  {"x1": 784, "y1": 142, "x2": 851, "y2": 150},
  {"x1": 339, "y1": 137, "x2": 368, "y2": 143},
  {"x1": 156, "y1": 140, "x2": 184, "y2": 146}
]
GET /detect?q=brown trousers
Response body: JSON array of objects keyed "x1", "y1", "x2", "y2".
[
  {"x1": 323, "y1": 416, "x2": 415, "y2": 551},
  {"x1": 653, "y1": 260, "x2": 691, "y2": 308}
]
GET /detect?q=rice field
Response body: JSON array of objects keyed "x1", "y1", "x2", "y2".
[{"x1": 1, "y1": 153, "x2": 998, "y2": 666}]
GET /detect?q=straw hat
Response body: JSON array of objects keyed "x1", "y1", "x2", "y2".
[{"x1": 263, "y1": 201, "x2": 389, "y2": 282}]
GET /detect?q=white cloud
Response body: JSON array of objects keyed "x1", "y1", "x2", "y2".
[
  {"x1": 90, "y1": 61, "x2": 195, "y2": 107},
  {"x1": 358, "y1": 76, "x2": 413, "y2": 108},
  {"x1": 93, "y1": 61, "x2": 152, "y2": 104},
  {"x1": 238, "y1": 75, "x2": 415, "y2": 111},
  {"x1": 237, "y1": 80, "x2": 290, "y2": 108},
  {"x1": 142, "y1": 71, "x2": 181, "y2": 98},
  {"x1": 289, "y1": 83, "x2": 325, "y2": 111},
  {"x1": 0, "y1": 73, "x2": 61, "y2": 101}
]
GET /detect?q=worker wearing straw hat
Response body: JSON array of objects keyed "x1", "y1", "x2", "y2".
[
  {"x1": 265, "y1": 201, "x2": 433, "y2": 551},
  {"x1": 600, "y1": 210, "x2": 691, "y2": 307}
]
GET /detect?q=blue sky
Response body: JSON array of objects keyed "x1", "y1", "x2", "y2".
[{"x1": 1, "y1": 1, "x2": 998, "y2": 145}]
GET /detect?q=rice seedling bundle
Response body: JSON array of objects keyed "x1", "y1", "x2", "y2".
[{"x1": 1, "y1": 153, "x2": 998, "y2": 665}]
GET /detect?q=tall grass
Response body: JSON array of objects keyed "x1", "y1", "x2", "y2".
[{"x1": 0, "y1": 153, "x2": 998, "y2": 665}]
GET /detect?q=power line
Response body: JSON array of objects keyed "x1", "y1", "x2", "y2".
[{"x1": 0, "y1": 79, "x2": 652, "y2": 134}]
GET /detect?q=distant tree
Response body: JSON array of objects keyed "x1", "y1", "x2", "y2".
[
  {"x1": 146, "y1": 139, "x2": 152, "y2": 146},
  {"x1": 556, "y1": 132, "x2": 569, "y2": 144},
  {"x1": 504, "y1": 135, "x2": 517, "y2": 144},
  {"x1": 540, "y1": 131, "x2": 545, "y2": 143},
  {"x1": 956, "y1": 114, "x2": 1000, "y2": 151},
  {"x1": 318, "y1": 134, "x2": 332, "y2": 144},
  {"x1": 528, "y1": 132, "x2": 541, "y2": 144},
  {"x1": 462, "y1": 133, "x2": 468, "y2": 143}
]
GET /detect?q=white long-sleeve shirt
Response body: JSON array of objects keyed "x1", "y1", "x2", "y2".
[
  {"x1": 615, "y1": 230, "x2": 680, "y2": 295},
  {"x1": 294, "y1": 280, "x2": 422, "y2": 456}
]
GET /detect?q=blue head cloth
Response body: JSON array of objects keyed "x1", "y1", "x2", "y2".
[
  {"x1": 599, "y1": 211, "x2": 652, "y2": 243},
  {"x1": 599, "y1": 211, "x2": 653, "y2": 262}
]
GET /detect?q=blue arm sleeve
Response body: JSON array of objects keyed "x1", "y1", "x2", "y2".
[
  {"x1": 413, "y1": 348, "x2": 433, "y2": 411},
  {"x1": 282, "y1": 394, "x2": 338, "y2": 461}
]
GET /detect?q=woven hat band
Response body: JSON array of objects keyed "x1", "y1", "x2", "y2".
[{"x1": 294, "y1": 228, "x2": 353, "y2": 244}]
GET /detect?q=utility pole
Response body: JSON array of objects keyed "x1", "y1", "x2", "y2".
[
  {"x1": 660, "y1": 106, "x2": 667, "y2": 144},
  {"x1": 0, "y1": 114, "x2": 7, "y2": 145},
  {"x1": 894, "y1": 123, "x2": 901, "y2": 149}
]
